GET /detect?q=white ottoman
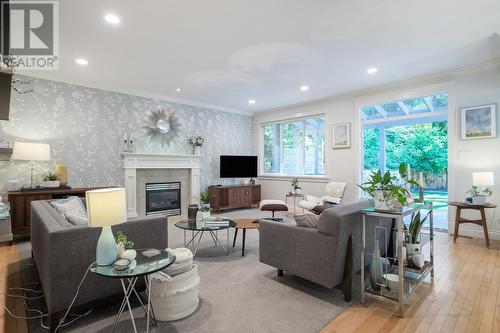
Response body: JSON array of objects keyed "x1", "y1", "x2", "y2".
[{"x1": 150, "y1": 248, "x2": 200, "y2": 321}]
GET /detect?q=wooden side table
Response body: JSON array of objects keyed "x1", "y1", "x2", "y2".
[
  {"x1": 233, "y1": 218, "x2": 259, "y2": 256},
  {"x1": 449, "y1": 201, "x2": 497, "y2": 247}
]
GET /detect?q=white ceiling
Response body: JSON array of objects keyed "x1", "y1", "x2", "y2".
[{"x1": 24, "y1": 0, "x2": 500, "y2": 113}]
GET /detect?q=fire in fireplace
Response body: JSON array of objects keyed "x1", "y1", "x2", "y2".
[{"x1": 145, "y1": 182, "x2": 181, "y2": 216}]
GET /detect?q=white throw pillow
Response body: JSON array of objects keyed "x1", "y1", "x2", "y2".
[
  {"x1": 51, "y1": 196, "x2": 88, "y2": 225},
  {"x1": 294, "y1": 214, "x2": 319, "y2": 228}
]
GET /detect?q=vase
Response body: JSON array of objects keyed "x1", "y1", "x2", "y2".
[
  {"x1": 370, "y1": 240, "x2": 384, "y2": 291},
  {"x1": 472, "y1": 195, "x2": 486, "y2": 205},
  {"x1": 192, "y1": 146, "x2": 200, "y2": 155},
  {"x1": 406, "y1": 242, "x2": 421, "y2": 256},
  {"x1": 55, "y1": 164, "x2": 68, "y2": 186},
  {"x1": 200, "y1": 203, "x2": 211, "y2": 219},
  {"x1": 188, "y1": 204, "x2": 199, "y2": 221}
]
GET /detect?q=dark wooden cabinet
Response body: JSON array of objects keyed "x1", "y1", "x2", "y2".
[
  {"x1": 8, "y1": 187, "x2": 111, "y2": 238},
  {"x1": 208, "y1": 184, "x2": 261, "y2": 212}
]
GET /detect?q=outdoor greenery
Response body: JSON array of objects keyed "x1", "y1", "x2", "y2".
[
  {"x1": 364, "y1": 121, "x2": 448, "y2": 175},
  {"x1": 263, "y1": 117, "x2": 325, "y2": 175}
]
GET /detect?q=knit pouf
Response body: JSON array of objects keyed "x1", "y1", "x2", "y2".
[
  {"x1": 163, "y1": 247, "x2": 193, "y2": 276},
  {"x1": 151, "y1": 249, "x2": 199, "y2": 321}
]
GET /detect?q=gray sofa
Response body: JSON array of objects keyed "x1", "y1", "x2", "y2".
[
  {"x1": 30, "y1": 200, "x2": 169, "y2": 331},
  {"x1": 259, "y1": 200, "x2": 392, "y2": 301}
]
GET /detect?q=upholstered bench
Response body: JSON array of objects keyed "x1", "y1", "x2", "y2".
[{"x1": 260, "y1": 200, "x2": 288, "y2": 221}]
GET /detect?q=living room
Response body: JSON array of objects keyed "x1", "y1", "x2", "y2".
[{"x1": 1, "y1": 1, "x2": 500, "y2": 332}]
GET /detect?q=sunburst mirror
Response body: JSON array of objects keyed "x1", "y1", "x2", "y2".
[{"x1": 143, "y1": 107, "x2": 181, "y2": 146}]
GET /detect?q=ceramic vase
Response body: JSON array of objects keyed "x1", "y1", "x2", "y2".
[
  {"x1": 370, "y1": 240, "x2": 384, "y2": 291},
  {"x1": 192, "y1": 146, "x2": 200, "y2": 155}
]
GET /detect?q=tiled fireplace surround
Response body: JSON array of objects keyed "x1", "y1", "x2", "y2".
[{"x1": 121, "y1": 153, "x2": 200, "y2": 218}]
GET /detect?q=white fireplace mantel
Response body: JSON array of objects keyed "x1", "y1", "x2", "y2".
[{"x1": 121, "y1": 152, "x2": 200, "y2": 217}]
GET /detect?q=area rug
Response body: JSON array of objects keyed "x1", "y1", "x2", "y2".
[{"x1": 22, "y1": 208, "x2": 358, "y2": 333}]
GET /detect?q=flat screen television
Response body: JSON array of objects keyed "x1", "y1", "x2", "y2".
[{"x1": 220, "y1": 155, "x2": 258, "y2": 178}]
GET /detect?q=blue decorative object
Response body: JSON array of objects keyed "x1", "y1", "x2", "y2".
[{"x1": 96, "y1": 226, "x2": 118, "y2": 266}]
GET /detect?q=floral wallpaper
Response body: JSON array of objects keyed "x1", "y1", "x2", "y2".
[{"x1": 0, "y1": 75, "x2": 253, "y2": 197}]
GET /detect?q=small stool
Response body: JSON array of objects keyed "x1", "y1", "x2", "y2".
[{"x1": 260, "y1": 200, "x2": 288, "y2": 222}]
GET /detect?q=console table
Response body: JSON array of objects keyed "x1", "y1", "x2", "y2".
[
  {"x1": 208, "y1": 184, "x2": 261, "y2": 212},
  {"x1": 8, "y1": 186, "x2": 111, "y2": 237},
  {"x1": 360, "y1": 202, "x2": 434, "y2": 317}
]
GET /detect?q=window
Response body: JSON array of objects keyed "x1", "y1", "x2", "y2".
[{"x1": 262, "y1": 116, "x2": 325, "y2": 176}]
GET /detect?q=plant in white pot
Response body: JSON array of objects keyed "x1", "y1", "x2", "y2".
[
  {"x1": 198, "y1": 191, "x2": 211, "y2": 219},
  {"x1": 291, "y1": 177, "x2": 302, "y2": 195},
  {"x1": 467, "y1": 185, "x2": 492, "y2": 205},
  {"x1": 42, "y1": 172, "x2": 60, "y2": 188},
  {"x1": 406, "y1": 210, "x2": 430, "y2": 258},
  {"x1": 359, "y1": 163, "x2": 420, "y2": 211}
]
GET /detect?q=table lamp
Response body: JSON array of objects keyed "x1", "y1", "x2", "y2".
[
  {"x1": 86, "y1": 188, "x2": 127, "y2": 266},
  {"x1": 12, "y1": 142, "x2": 51, "y2": 189},
  {"x1": 472, "y1": 172, "x2": 495, "y2": 187}
]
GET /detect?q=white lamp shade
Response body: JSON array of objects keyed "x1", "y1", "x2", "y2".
[
  {"x1": 12, "y1": 142, "x2": 51, "y2": 161},
  {"x1": 472, "y1": 172, "x2": 495, "y2": 187},
  {"x1": 86, "y1": 188, "x2": 127, "y2": 227}
]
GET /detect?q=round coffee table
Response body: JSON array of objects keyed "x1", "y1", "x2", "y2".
[
  {"x1": 175, "y1": 218, "x2": 236, "y2": 256},
  {"x1": 233, "y1": 218, "x2": 259, "y2": 257}
]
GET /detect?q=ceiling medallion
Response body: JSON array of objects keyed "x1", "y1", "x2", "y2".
[{"x1": 143, "y1": 107, "x2": 181, "y2": 146}]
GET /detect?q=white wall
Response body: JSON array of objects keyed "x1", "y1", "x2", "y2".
[{"x1": 253, "y1": 61, "x2": 500, "y2": 239}]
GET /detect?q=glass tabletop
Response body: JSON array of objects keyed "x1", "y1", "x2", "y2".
[
  {"x1": 90, "y1": 249, "x2": 175, "y2": 278},
  {"x1": 175, "y1": 217, "x2": 236, "y2": 231}
]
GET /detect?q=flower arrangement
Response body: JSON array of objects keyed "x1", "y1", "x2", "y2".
[{"x1": 188, "y1": 136, "x2": 205, "y2": 147}]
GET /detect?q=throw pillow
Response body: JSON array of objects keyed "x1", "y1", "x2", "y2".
[
  {"x1": 65, "y1": 213, "x2": 88, "y2": 226},
  {"x1": 294, "y1": 214, "x2": 319, "y2": 228},
  {"x1": 51, "y1": 196, "x2": 88, "y2": 225}
]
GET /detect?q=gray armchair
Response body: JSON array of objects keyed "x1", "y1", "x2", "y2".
[{"x1": 259, "y1": 200, "x2": 392, "y2": 301}]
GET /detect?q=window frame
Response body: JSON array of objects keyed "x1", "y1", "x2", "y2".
[{"x1": 259, "y1": 114, "x2": 326, "y2": 178}]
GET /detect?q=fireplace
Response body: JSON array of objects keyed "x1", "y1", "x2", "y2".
[{"x1": 145, "y1": 182, "x2": 181, "y2": 216}]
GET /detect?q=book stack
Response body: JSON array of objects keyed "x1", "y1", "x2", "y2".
[{"x1": 204, "y1": 218, "x2": 230, "y2": 226}]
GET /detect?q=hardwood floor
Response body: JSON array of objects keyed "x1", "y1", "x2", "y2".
[
  {"x1": 0, "y1": 242, "x2": 31, "y2": 333},
  {"x1": 321, "y1": 233, "x2": 500, "y2": 333},
  {"x1": 1, "y1": 233, "x2": 498, "y2": 333}
]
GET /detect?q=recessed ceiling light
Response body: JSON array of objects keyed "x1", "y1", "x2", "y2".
[
  {"x1": 75, "y1": 58, "x2": 88, "y2": 66},
  {"x1": 104, "y1": 14, "x2": 120, "y2": 25},
  {"x1": 366, "y1": 67, "x2": 378, "y2": 74},
  {"x1": 176, "y1": 88, "x2": 181, "y2": 92},
  {"x1": 248, "y1": 99, "x2": 256, "y2": 105},
  {"x1": 300, "y1": 85, "x2": 309, "y2": 92}
]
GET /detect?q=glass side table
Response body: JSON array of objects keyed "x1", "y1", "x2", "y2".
[
  {"x1": 285, "y1": 193, "x2": 304, "y2": 215},
  {"x1": 90, "y1": 249, "x2": 176, "y2": 333}
]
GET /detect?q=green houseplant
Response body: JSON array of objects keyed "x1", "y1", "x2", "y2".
[
  {"x1": 406, "y1": 210, "x2": 430, "y2": 256},
  {"x1": 467, "y1": 185, "x2": 492, "y2": 205},
  {"x1": 42, "y1": 171, "x2": 60, "y2": 188},
  {"x1": 359, "y1": 163, "x2": 420, "y2": 211},
  {"x1": 290, "y1": 177, "x2": 302, "y2": 194},
  {"x1": 197, "y1": 191, "x2": 211, "y2": 219}
]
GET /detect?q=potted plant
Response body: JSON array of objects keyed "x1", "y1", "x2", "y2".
[
  {"x1": 115, "y1": 231, "x2": 136, "y2": 260},
  {"x1": 467, "y1": 185, "x2": 492, "y2": 205},
  {"x1": 291, "y1": 177, "x2": 302, "y2": 195},
  {"x1": 406, "y1": 210, "x2": 430, "y2": 257},
  {"x1": 42, "y1": 172, "x2": 60, "y2": 188},
  {"x1": 188, "y1": 135, "x2": 204, "y2": 155},
  {"x1": 198, "y1": 191, "x2": 211, "y2": 219},
  {"x1": 359, "y1": 163, "x2": 420, "y2": 211}
]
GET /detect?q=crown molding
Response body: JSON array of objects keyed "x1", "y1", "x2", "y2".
[
  {"x1": 255, "y1": 58, "x2": 500, "y2": 115},
  {"x1": 13, "y1": 71, "x2": 253, "y2": 117}
]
